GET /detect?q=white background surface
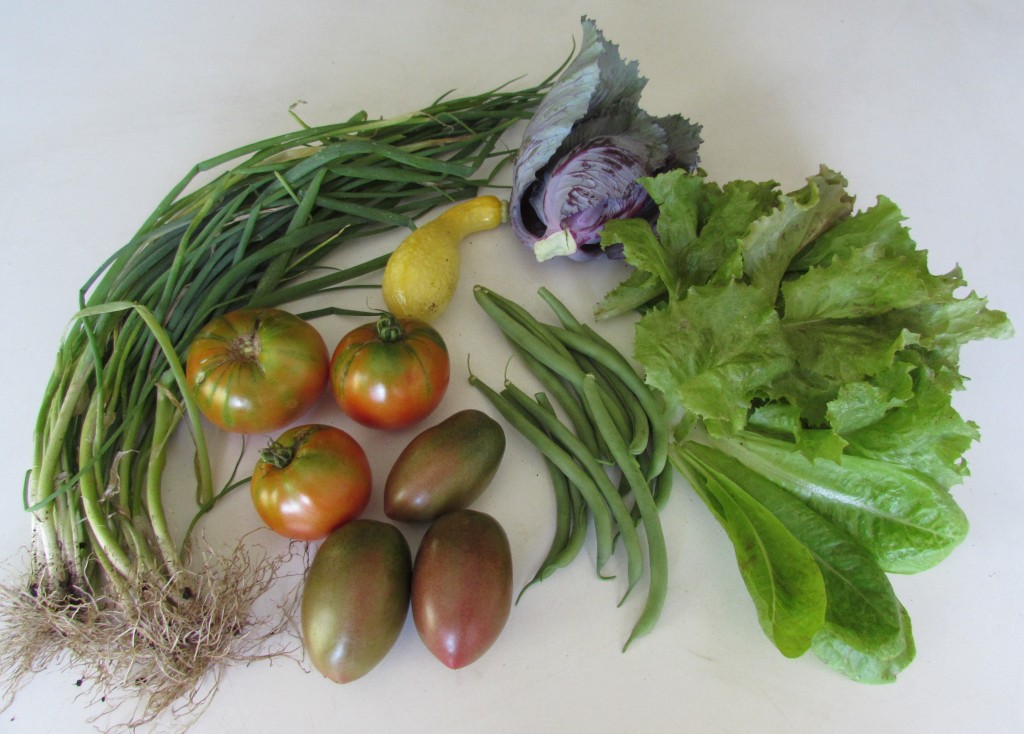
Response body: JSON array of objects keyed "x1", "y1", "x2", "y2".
[{"x1": 1, "y1": 1, "x2": 1022, "y2": 732}]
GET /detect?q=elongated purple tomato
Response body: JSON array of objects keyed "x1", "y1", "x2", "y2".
[{"x1": 411, "y1": 510, "x2": 512, "y2": 669}]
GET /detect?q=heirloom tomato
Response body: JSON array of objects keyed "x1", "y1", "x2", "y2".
[
  {"x1": 186, "y1": 307, "x2": 328, "y2": 433},
  {"x1": 330, "y1": 312, "x2": 450, "y2": 430},
  {"x1": 251, "y1": 424, "x2": 371, "y2": 541}
]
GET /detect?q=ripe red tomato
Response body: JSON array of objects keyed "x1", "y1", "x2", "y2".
[
  {"x1": 330, "y1": 313, "x2": 450, "y2": 430},
  {"x1": 186, "y1": 307, "x2": 328, "y2": 434},
  {"x1": 251, "y1": 424, "x2": 372, "y2": 541}
]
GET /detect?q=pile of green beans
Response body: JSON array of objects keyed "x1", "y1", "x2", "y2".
[{"x1": 470, "y1": 285, "x2": 673, "y2": 650}]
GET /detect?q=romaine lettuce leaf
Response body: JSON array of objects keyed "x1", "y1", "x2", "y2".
[
  {"x1": 707, "y1": 431, "x2": 970, "y2": 574},
  {"x1": 779, "y1": 319, "x2": 913, "y2": 384},
  {"x1": 679, "y1": 441, "x2": 911, "y2": 672},
  {"x1": 782, "y1": 243, "x2": 962, "y2": 323},
  {"x1": 789, "y1": 194, "x2": 914, "y2": 271},
  {"x1": 824, "y1": 361, "x2": 916, "y2": 434},
  {"x1": 676, "y1": 443, "x2": 827, "y2": 658},
  {"x1": 812, "y1": 606, "x2": 916, "y2": 685}
]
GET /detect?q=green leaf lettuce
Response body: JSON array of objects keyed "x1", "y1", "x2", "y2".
[{"x1": 600, "y1": 164, "x2": 1012, "y2": 681}]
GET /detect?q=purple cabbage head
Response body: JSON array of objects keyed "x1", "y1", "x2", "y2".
[{"x1": 510, "y1": 17, "x2": 702, "y2": 261}]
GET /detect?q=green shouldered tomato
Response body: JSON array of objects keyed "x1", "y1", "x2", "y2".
[
  {"x1": 329, "y1": 312, "x2": 449, "y2": 430},
  {"x1": 251, "y1": 424, "x2": 371, "y2": 541},
  {"x1": 186, "y1": 307, "x2": 328, "y2": 434}
]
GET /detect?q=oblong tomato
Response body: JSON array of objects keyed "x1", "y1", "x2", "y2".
[
  {"x1": 411, "y1": 510, "x2": 513, "y2": 669},
  {"x1": 302, "y1": 519, "x2": 412, "y2": 684},
  {"x1": 186, "y1": 307, "x2": 328, "y2": 434},
  {"x1": 384, "y1": 409, "x2": 506, "y2": 523},
  {"x1": 329, "y1": 313, "x2": 450, "y2": 430},
  {"x1": 250, "y1": 424, "x2": 371, "y2": 541}
]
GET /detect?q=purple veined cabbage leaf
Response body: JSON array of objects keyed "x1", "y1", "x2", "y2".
[{"x1": 510, "y1": 16, "x2": 703, "y2": 261}]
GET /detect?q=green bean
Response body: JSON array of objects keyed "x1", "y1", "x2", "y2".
[
  {"x1": 516, "y1": 393, "x2": 582, "y2": 602},
  {"x1": 538, "y1": 285, "x2": 630, "y2": 359},
  {"x1": 573, "y1": 350, "x2": 648, "y2": 456},
  {"x1": 553, "y1": 484, "x2": 589, "y2": 576},
  {"x1": 534, "y1": 286, "x2": 668, "y2": 478},
  {"x1": 477, "y1": 285, "x2": 579, "y2": 363},
  {"x1": 601, "y1": 362, "x2": 651, "y2": 457},
  {"x1": 623, "y1": 450, "x2": 674, "y2": 526},
  {"x1": 536, "y1": 389, "x2": 577, "y2": 544},
  {"x1": 468, "y1": 372, "x2": 617, "y2": 577},
  {"x1": 550, "y1": 326, "x2": 668, "y2": 482},
  {"x1": 474, "y1": 286, "x2": 582, "y2": 382},
  {"x1": 582, "y1": 374, "x2": 669, "y2": 651},
  {"x1": 512, "y1": 344, "x2": 602, "y2": 460},
  {"x1": 475, "y1": 285, "x2": 633, "y2": 458},
  {"x1": 537, "y1": 385, "x2": 591, "y2": 576},
  {"x1": 536, "y1": 285, "x2": 583, "y2": 330},
  {"x1": 653, "y1": 461, "x2": 675, "y2": 511},
  {"x1": 503, "y1": 381, "x2": 645, "y2": 600}
]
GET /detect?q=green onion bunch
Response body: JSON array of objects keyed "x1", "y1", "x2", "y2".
[{"x1": 0, "y1": 74, "x2": 560, "y2": 727}]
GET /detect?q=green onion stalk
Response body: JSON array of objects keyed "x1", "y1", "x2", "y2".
[{"x1": 0, "y1": 68, "x2": 563, "y2": 727}]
